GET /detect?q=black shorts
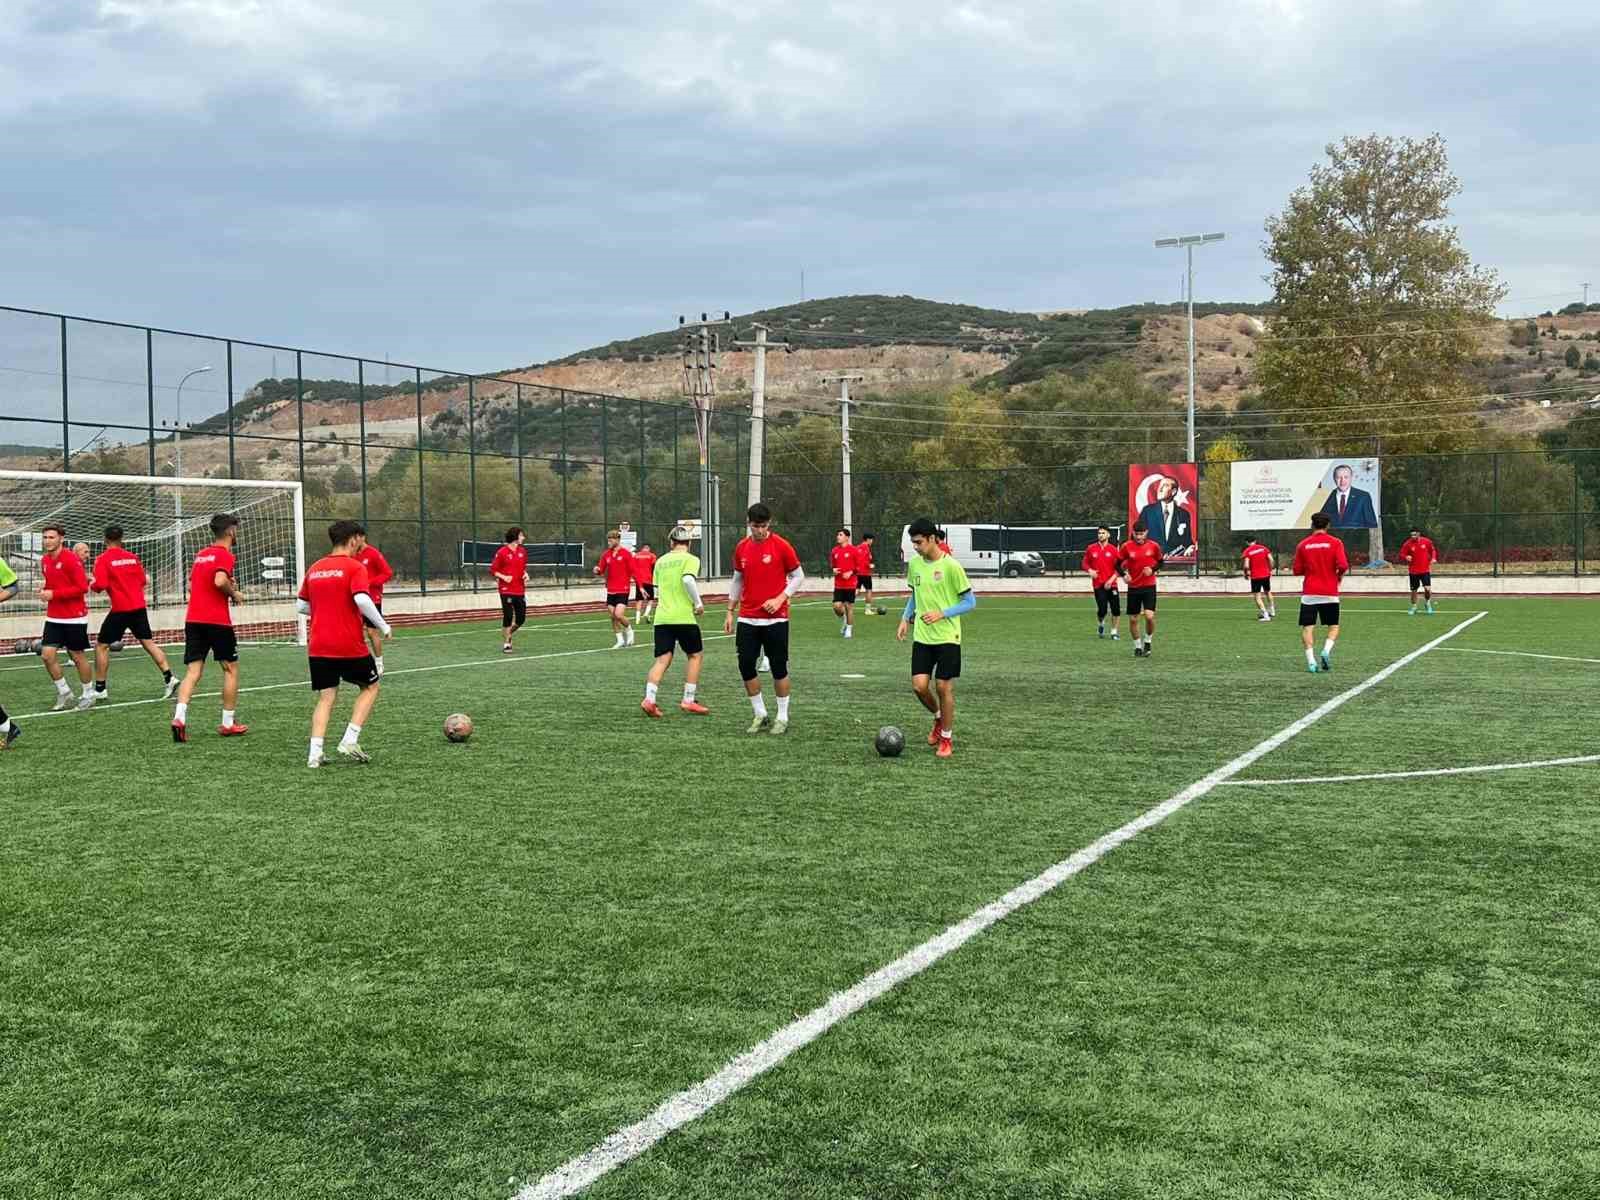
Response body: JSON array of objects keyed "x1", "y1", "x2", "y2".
[
  {"x1": 833, "y1": 588, "x2": 857, "y2": 604},
  {"x1": 1093, "y1": 585, "x2": 1121, "y2": 616},
  {"x1": 99, "y1": 609, "x2": 154, "y2": 644},
  {"x1": 653, "y1": 623, "x2": 704, "y2": 657},
  {"x1": 858, "y1": 575, "x2": 873, "y2": 590},
  {"x1": 309, "y1": 654, "x2": 380, "y2": 691},
  {"x1": 1250, "y1": 578, "x2": 1272, "y2": 594},
  {"x1": 1127, "y1": 586, "x2": 1158, "y2": 616},
  {"x1": 41, "y1": 621, "x2": 91, "y2": 653},
  {"x1": 1409, "y1": 573, "x2": 1432, "y2": 589},
  {"x1": 736, "y1": 621, "x2": 790, "y2": 681},
  {"x1": 911, "y1": 641, "x2": 962, "y2": 681},
  {"x1": 500, "y1": 594, "x2": 527, "y2": 627},
  {"x1": 183, "y1": 622, "x2": 238, "y2": 664},
  {"x1": 1298, "y1": 602, "x2": 1341, "y2": 627},
  {"x1": 361, "y1": 600, "x2": 384, "y2": 630},
  {"x1": 635, "y1": 583, "x2": 656, "y2": 600},
  {"x1": 605, "y1": 592, "x2": 630, "y2": 609}
]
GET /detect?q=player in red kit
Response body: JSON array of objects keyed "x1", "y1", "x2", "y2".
[
  {"x1": 1398, "y1": 526, "x2": 1439, "y2": 615},
  {"x1": 595, "y1": 529, "x2": 636, "y2": 648},
  {"x1": 854, "y1": 532, "x2": 877, "y2": 614},
  {"x1": 490, "y1": 527, "x2": 530, "y2": 653},
  {"x1": 298, "y1": 519, "x2": 391, "y2": 767},
  {"x1": 35, "y1": 523, "x2": 95, "y2": 710},
  {"x1": 1118, "y1": 521, "x2": 1163, "y2": 658},
  {"x1": 172, "y1": 513, "x2": 247, "y2": 741},
  {"x1": 1293, "y1": 512, "x2": 1349, "y2": 673},
  {"x1": 830, "y1": 528, "x2": 858, "y2": 638},
  {"x1": 724, "y1": 502, "x2": 805, "y2": 734},
  {"x1": 90, "y1": 525, "x2": 177, "y2": 702},
  {"x1": 350, "y1": 525, "x2": 394, "y2": 674},
  {"x1": 1081, "y1": 525, "x2": 1122, "y2": 641},
  {"x1": 1241, "y1": 537, "x2": 1276, "y2": 622},
  {"x1": 631, "y1": 542, "x2": 657, "y2": 627}
]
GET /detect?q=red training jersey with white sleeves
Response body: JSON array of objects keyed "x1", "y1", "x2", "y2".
[
  {"x1": 1398, "y1": 536, "x2": 1438, "y2": 572},
  {"x1": 1293, "y1": 531, "x2": 1349, "y2": 598},
  {"x1": 491, "y1": 544, "x2": 527, "y2": 596},
  {"x1": 830, "y1": 544, "x2": 858, "y2": 588},
  {"x1": 853, "y1": 542, "x2": 874, "y2": 576},
  {"x1": 598, "y1": 546, "x2": 634, "y2": 593},
  {"x1": 632, "y1": 550, "x2": 656, "y2": 586},
  {"x1": 92, "y1": 547, "x2": 149, "y2": 613},
  {"x1": 186, "y1": 544, "x2": 236, "y2": 626},
  {"x1": 1241, "y1": 542, "x2": 1273, "y2": 581},
  {"x1": 1118, "y1": 539, "x2": 1162, "y2": 588},
  {"x1": 732, "y1": 533, "x2": 802, "y2": 620},
  {"x1": 1082, "y1": 543, "x2": 1121, "y2": 589},
  {"x1": 298, "y1": 554, "x2": 372, "y2": 658},
  {"x1": 354, "y1": 544, "x2": 393, "y2": 603},
  {"x1": 41, "y1": 549, "x2": 90, "y2": 622}
]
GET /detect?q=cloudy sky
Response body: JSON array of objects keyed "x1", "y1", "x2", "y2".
[{"x1": 3, "y1": 0, "x2": 1597, "y2": 373}]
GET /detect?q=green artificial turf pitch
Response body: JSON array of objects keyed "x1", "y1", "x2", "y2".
[{"x1": 1, "y1": 596, "x2": 1596, "y2": 1199}]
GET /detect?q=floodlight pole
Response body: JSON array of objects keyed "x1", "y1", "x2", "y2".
[{"x1": 1154, "y1": 233, "x2": 1225, "y2": 462}]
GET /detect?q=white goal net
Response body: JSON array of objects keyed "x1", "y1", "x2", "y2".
[{"x1": 0, "y1": 469, "x2": 306, "y2": 647}]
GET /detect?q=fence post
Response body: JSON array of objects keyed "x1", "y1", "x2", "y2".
[
  {"x1": 1575, "y1": 451, "x2": 1582, "y2": 579},
  {"x1": 1492, "y1": 452, "x2": 1500, "y2": 577},
  {"x1": 600, "y1": 396, "x2": 609, "y2": 537},
  {"x1": 468, "y1": 377, "x2": 479, "y2": 594},
  {"x1": 560, "y1": 389, "x2": 570, "y2": 590},
  {"x1": 515, "y1": 383, "x2": 526, "y2": 532},
  {"x1": 59, "y1": 316, "x2": 69, "y2": 473},
  {"x1": 358, "y1": 359, "x2": 369, "y2": 526},
  {"x1": 638, "y1": 398, "x2": 647, "y2": 537},
  {"x1": 146, "y1": 329, "x2": 157, "y2": 478},
  {"x1": 226, "y1": 340, "x2": 236, "y2": 479},
  {"x1": 416, "y1": 367, "x2": 427, "y2": 596},
  {"x1": 296, "y1": 351, "x2": 307, "y2": 488}
]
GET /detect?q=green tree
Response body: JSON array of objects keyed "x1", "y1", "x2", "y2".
[
  {"x1": 1564, "y1": 344, "x2": 1581, "y2": 369},
  {"x1": 331, "y1": 464, "x2": 360, "y2": 493}
]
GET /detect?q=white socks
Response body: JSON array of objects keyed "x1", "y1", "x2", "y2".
[
  {"x1": 340, "y1": 721, "x2": 361, "y2": 748},
  {"x1": 1323, "y1": 638, "x2": 1336, "y2": 656},
  {"x1": 1305, "y1": 647, "x2": 1317, "y2": 666},
  {"x1": 55, "y1": 678, "x2": 71, "y2": 697},
  {"x1": 749, "y1": 693, "x2": 768, "y2": 719},
  {"x1": 645, "y1": 681, "x2": 659, "y2": 703},
  {"x1": 221, "y1": 709, "x2": 235, "y2": 727},
  {"x1": 776, "y1": 695, "x2": 790, "y2": 721},
  {"x1": 174, "y1": 702, "x2": 188, "y2": 723},
  {"x1": 683, "y1": 683, "x2": 697, "y2": 702},
  {"x1": 374, "y1": 656, "x2": 384, "y2": 674},
  {"x1": 309, "y1": 736, "x2": 324, "y2": 762}
]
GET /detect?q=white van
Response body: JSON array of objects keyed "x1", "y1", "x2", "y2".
[{"x1": 900, "y1": 524, "x2": 1046, "y2": 577}]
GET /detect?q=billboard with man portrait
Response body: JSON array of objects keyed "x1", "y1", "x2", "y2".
[
  {"x1": 1127, "y1": 463, "x2": 1199, "y2": 563},
  {"x1": 1230, "y1": 458, "x2": 1382, "y2": 530}
]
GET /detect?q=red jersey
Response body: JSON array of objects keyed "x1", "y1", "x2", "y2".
[
  {"x1": 491, "y1": 544, "x2": 527, "y2": 596},
  {"x1": 92, "y1": 547, "x2": 149, "y2": 612},
  {"x1": 1293, "y1": 531, "x2": 1349, "y2": 598},
  {"x1": 354, "y1": 544, "x2": 393, "y2": 603},
  {"x1": 1398, "y1": 536, "x2": 1437, "y2": 572},
  {"x1": 41, "y1": 549, "x2": 90, "y2": 622},
  {"x1": 830, "y1": 544, "x2": 858, "y2": 588},
  {"x1": 632, "y1": 551, "x2": 657, "y2": 585},
  {"x1": 598, "y1": 546, "x2": 634, "y2": 594},
  {"x1": 853, "y1": 542, "x2": 875, "y2": 576},
  {"x1": 732, "y1": 533, "x2": 802, "y2": 620},
  {"x1": 938, "y1": 539, "x2": 952, "y2": 555},
  {"x1": 1081, "y1": 542, "x2": 1121, "y2": 589},
  {"x1": 1241, "y1": 542, "x2": 1273, "y2": 581},
  {"x1": 187, "y1": 544, "x2": 236, "y2": 626},
  {"x1": 1118, "y1": 539, "x2": 1162, "y2": 588},
  {"x1": 298, "y1": 554, "x2": 372, "y2": 658}
]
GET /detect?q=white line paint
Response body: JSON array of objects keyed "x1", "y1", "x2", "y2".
[
  {"x1": 1219, "y1": 753, "x2": 1600, "y2": 787},
  {"x1": 1440, "y1": 647, "x2": 1600, "y2": 666},
  {"x1": 517, "y1": 610, "x2": 1490, "y2": 1200}
]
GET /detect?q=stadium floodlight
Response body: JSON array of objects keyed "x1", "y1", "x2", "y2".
[{"x1": 1154, "y1": 232, "x2": 1226, "y2": 462}]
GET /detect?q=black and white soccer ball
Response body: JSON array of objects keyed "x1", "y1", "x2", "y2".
[{"x1": 874, "y1": 725, "x2": 905, "y2": 757}]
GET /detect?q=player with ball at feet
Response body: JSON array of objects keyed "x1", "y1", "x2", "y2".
[
  {"x1": 297, "y1": 519, "x2": 392, "y2": 767},
  {"x1": 898, "y1": 517, "x2": 976, "y2": 759}
]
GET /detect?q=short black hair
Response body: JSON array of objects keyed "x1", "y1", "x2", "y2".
[
  {"x1": 747, "y1": 502, "x2": 772, "y2": 524},
  {"x1": 1311, "y1": 512, "x2": 1332, "y2": 530},
  {"x1": 907, "y1": 517, "x2": 938, "y2": 539},
  {"x1": 1097, "y1": 525, "x2": 1110, "y2": 534},
  {"x1": 328, "y1": 519, "x2": 364, "y2": 546},
  {"x1": 1409, "y1": 526, "x2": 1421, "y2": 534},
  {"x1": 837, "y1": 527, "x2": 850, "y2": 538},
  {"x1": 504, "y1": 526, "x2": 523, "y2": 543},
  {"x1": 210, "y1": 513, "x2": 239, "y2": 538},
  {"x1": 104, "y1": 525, "x2": 124, "y2": 543},
  {"x1": 1132, "y1": 520, "x2": 1148, "y2": 534},
  {"x1": 861, "y1": 532, "x2": 875, "y2": 541},
  {"x1": 936, "y1": 527, "x2": 947, "y2": 539},
  {"x1": 43, "y1": 522, "x2": 65, "y2": 537}
]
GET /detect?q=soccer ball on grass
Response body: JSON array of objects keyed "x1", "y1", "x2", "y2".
[
  {"x1": 874, "y1": 725, "x2": 905, "y2": 757},
  {"x1": 443, "y1": 712, "x2": 473, "y2": 743}
]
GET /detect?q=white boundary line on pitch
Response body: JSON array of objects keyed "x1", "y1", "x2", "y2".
[
  {"x1": 1439, "y1": 647, "x2": 1600, "y2": 666},
  {"x1": 515, "y1": 609, "x2": 1490, "y2": 1200},
  {"x1": 1219, "y1": 753, "x2": 1600, "y2": 788}
]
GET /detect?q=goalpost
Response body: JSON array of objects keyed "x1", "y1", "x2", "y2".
[{"x1": 0, "y1": 469, "x2": 307, "y2": 647}]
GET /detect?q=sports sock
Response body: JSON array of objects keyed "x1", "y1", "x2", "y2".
[
  {"x1": 645, "y1": 681, "x2": 659, "y2": 703},
  {"x1": 81, "y1": 682, "x2": 94, "y2": 697},
  {"x1": 340, "y1": 721, "x2": 361, "y2": 747},
  {"x1": 0, "y1": 718, "x2": 11, "y2": 734},
  {"x1": 1305, "y1": 647, "x2": 1317, "y2": 666},
  {"x1": 174, "y1": 702, "x2": 188, "y2": 723},
  {"x1": 749, "y1": 692, "x2": 768, "y2": 719},
  {"x1": 374, "y1": 656, "x2": 384, "y2": 672},
  {"x1": 683, "y1": 682, "x2": 697, "y2": 702},
  {"x1": 221, "y1": 709, "x2": 235, "y2": 727},
  {"x1": 94, "y1": 680, "x2": 107, "y2": 693},
  {"x1": 1322, "y1": 638, "x2": 1336, "y2": 656},
  {"x1": 162, "y1": 669, "x2": 173, "y2": 682},
  {"x1": 54, "y1": 677, "x2": 71, "y2": 696},
  {"x1": 309, "y1": 736, "x2": 324, "y2": 761},
  {"x1": 776, "y1": 695, "x2": 791, "y2": 721},
  {"x1": 939, "y1": 726, "x2": 952, "y2": 741}
]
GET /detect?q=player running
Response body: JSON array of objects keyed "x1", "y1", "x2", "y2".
[
  {"x1": 1118, "y1": 520, "x2": 1163, "y2": 658},
  {"x1": 640, "y1": 527, "x2": 708, "y2": 718},
  {"x1": 350, "y1": 525, "x2": 394, "y2": 675},
  {"x1": 0, "y1": 553, "x2": 20, "y2": 748},
  {"x1": 1081, "y1": 525, "x2": 1122, "y2": 640},
  {"x1": 1241, "y1": 536, "x2": 1276, "y2": 622},
  {"x1": 855, "y1": 532, "x2": 877, "y2": 613},
  {"x1": 632, "y1": 541, "x2": 658, "y2": 627},
  {"x1": 724, "y1": 502, "x2": 804, "y2": 734},
  {"x1": 897, "y1": 516, "x2": 976, "y2": 759},
  {"x1": 830, "y1": 527, "x2": 858, "y2": 638},
  {"x1": 595, "y1": 529, "x2": 635, "y2": 649},
  {"x1": 172, "y1": 513, "x2": 247, "y2": 741},
  {"x1": 490, "y1": 527, "x2": 530, "y2": 653},
  {"x1": 1293, "y1": 512, "x2": 1349, "y2": 673},
  {"x1": 298, "y1": 519, "x2": 392, "y2": 767},
  {"x1": 1398, "y1": 526, "x2": 1439, "y2": 615},
  {"x1": 89, "y1": 526, "x2": 178, "y2": 702},
  {"x1": 36, "y1": 524, "x2": 96, "y2": 711}
]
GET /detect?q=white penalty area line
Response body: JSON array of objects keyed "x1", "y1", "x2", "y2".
[
  {"x1": 1440, "y1": 647, "x2": 1600, "y2": 666},
  {"x1": 517, "y1": 609, "x2": 1490, "y2": 1200},
  {"x1": 1219, "y1": 753, "x2": 1600, "y2": 788}
]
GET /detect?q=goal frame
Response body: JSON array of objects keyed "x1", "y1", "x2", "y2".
[{"x1": 0, "y1": 467, "x2": 307, "y2": 646}]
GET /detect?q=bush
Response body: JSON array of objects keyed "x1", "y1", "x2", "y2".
[
  {"x1": 1510, "y1": 321, "x2": 1538, "y2": 347},
  {"x1": 1565, "y1": 345, "x2": 1582, "y2": 369},
  {"x1": 1585, "y1": 354, "x2": 1600, "y2": 373},
  {"x1": 331, "y1": 464, "x2": 360, "y2": 493}
]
